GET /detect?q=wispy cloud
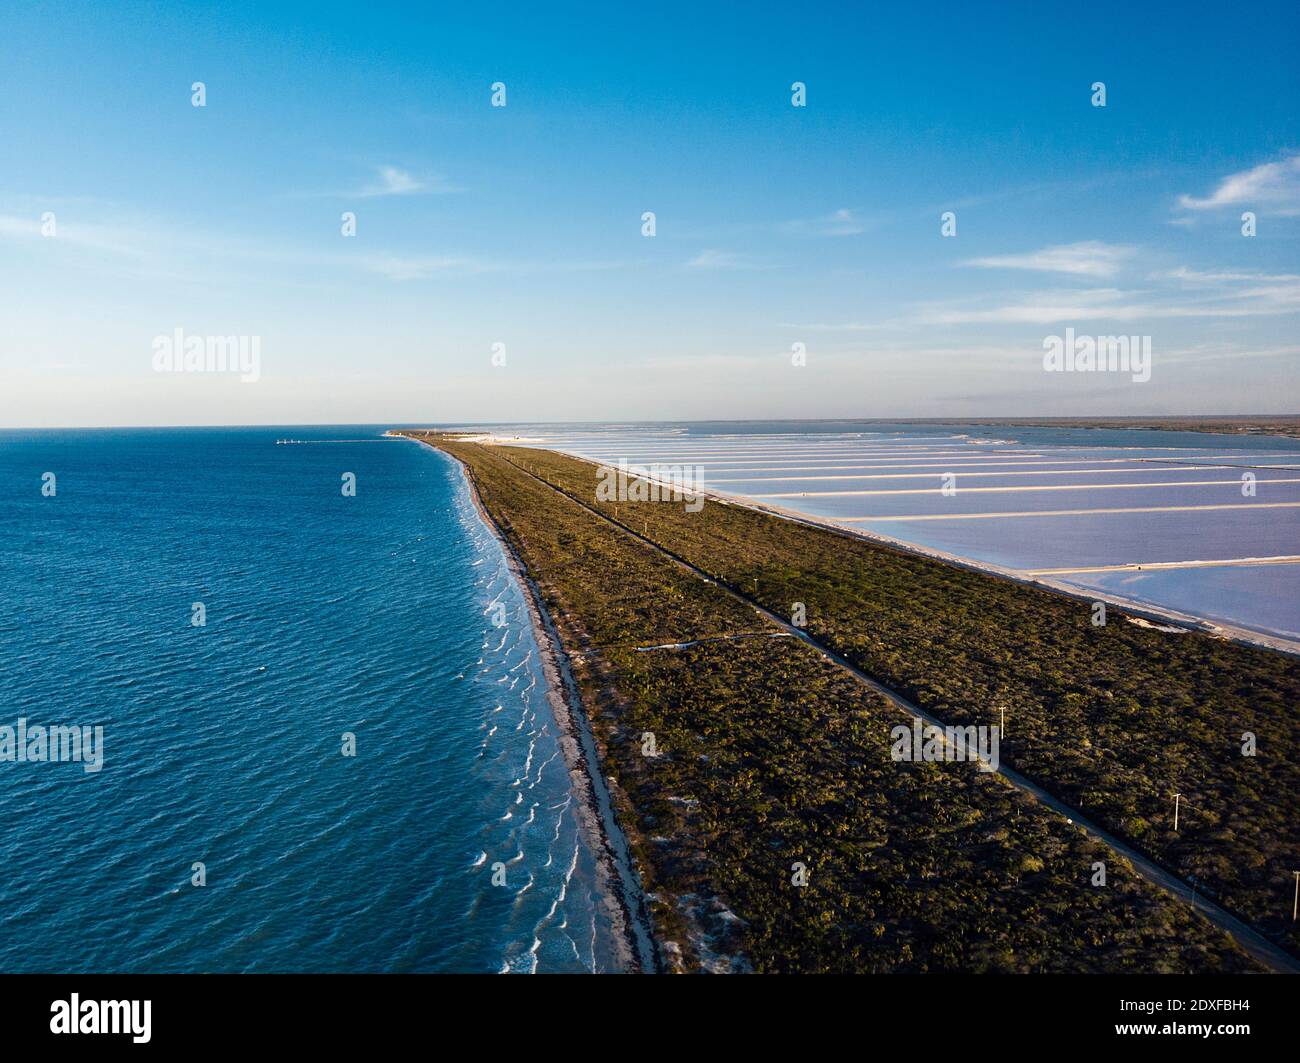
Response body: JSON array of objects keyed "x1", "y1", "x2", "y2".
[
  {"x1": 776, "y1": 321, "x2": 890, "y2": 332},
  {"x1": 921, "y1": 274, "x2": 1300, "y2": 325},
  {"x1": 925, "y1": 288, "x2": 1132, "y2": 324},
  {"x1": 0, "y1": 213, "x2": 152, "y2": 258},
  {"x1": 0, "y1": 207, "x2": 627, "y2": 284},
  {"x1": 1177, "y1": 154, "x2": 1300, "y2": 214},
  {"x1": 684, "y1": 248, "x2": 770, "y2": 270},
  {"x1": 1156, "y1": 266, "x2": 1300, "y2": 286},
  {"x1": 779, "y1": 208, "x2": 867, "y2": 238},
  {"x1": 356, "y1": 165, "x2": 455, "y2": 198},
  {"x1": 356, "y1": 253, "x2": 493, "y2": 280},
  {"x1": 1152, "y1": 341, "x2": 1300, "y2": 366},
  {"x1": 963, "y1": 241, "x2": 1134, "y2": 278},
  {"x1": 676, "y1": 208, "x2": 877, "y2": 242},
  {"x1": 358, "y1": 254, "x2": 645, "y2": 280}
]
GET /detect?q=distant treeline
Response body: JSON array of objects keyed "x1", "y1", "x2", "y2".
[{"x1": 920, "y1": 416, "x2": 1300, "y2": 439}]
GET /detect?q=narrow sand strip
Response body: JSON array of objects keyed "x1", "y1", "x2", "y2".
[
  {"x1": 753, "y1": 476, "x2": 1300, "y2": 498},
  {"x1": 710, "y1": 465, "x2": 1238, "y2": 482},
  {"x1": 838, "y1": 501, "x2": 1300, "y2": 521},
  {"x1": 1029, "y1": 555, "x2": 1300, "y2": 575}
]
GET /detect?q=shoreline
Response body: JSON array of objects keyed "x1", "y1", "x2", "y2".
[{"x1": 404, "y1": 435, "x2": 659, "y2": 974}]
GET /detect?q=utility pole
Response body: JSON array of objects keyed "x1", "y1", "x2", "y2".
[
  {"x1": 999, "y1": 706, "x2": 1005, "y2": 736},
  {"x1": 1173, "y1": 793, "x2": 1182, "y2": 832},
  {"x1": 1292, "y1": 871, "x2": 1299, "y2": 921}
]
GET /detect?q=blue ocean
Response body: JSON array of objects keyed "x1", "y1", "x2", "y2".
[{"x1": 0, "y1": 426, "x2": 620, "y2": 973}]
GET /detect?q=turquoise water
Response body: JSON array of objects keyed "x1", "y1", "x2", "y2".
[{"x1": 0, "y1": 427, "x2": 619, "y2": 972}]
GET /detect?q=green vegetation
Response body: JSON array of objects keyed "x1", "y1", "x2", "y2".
[
  {"x1": 401, "y1": 432, "x2": 1268, "y2": 973},
  {"x1": 440, "y1": 436, "x2": 1300, "y2": 960},
  {"x1": 919, "y1": 416, "x2": 1300, "y2": 440}
]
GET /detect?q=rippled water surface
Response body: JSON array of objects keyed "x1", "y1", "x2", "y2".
[{"x1": 0, "y1": 426, "x2": 618, "y2": 972}]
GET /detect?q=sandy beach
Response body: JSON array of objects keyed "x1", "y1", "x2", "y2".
[{"x1": 403, "y1": 433, "x2": 659, "y2": 973}]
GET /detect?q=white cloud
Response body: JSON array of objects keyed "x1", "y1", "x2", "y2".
[
  {"x1": 0, "y1": 213, "x2": 151, "y2": 257},
  {"x1": 779, "y1": 208, "x2": 866, "y2": 237},
  {"x1": 356, "y1": 254, "x2": 492, "y2": 280},
  {"x1": 0, "y1": 215, "x2": 39, "y2": 238},
  {"x1": 1177, "y1": 154, "x2": 1300, "y2": 213},
  {"x1": 922, "y1": 276, "x2": 1300, "y2": 324},
  {"x1": 0, "y1": 206, "x2": 639, "y2": 285},
  {"x1": 963, "y1": 241, "x2": 1134, "y2": 278},
  {"x1": 356, "y1": 166, "x2": 452, "y2": 198},
  {"x1": 925, "y1": 288, "x2": 1130, "y2": 324},
  {"x1": 1157, "y1": 266, "x2": 1300, "y2": 286},
  {"x1": 1153, "y1": 342, "x2": 1300, "y2": 366},
  {"x1": 776, "y1": 321, "x2": 890, "y2": 332},
  {"x1": 354, "y1": 253, "x2": 638, "y2": 281},
  {"x1": 684, "y1": 249, "x2": 767, "y2": 270}
]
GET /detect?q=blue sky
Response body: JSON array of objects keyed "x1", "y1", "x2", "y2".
[{"x1": 1, "y1": 0, "x2": 1297, "y2": 426}]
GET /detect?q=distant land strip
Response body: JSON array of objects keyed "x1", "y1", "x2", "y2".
[
  {"x1": 1029, "y1": 556, "x2": 1300, "y2": 575},
  {"x1": 754, "y1": 478, "x2": 1300, "y2": 497},
  {"x1": 886, "y1": 416, "x2": 1300, "y2": 441},
  {"x1": 394, "y1": 430, "x2": 1300, "y2": 973},
  {"x1": 839, "y1": 501, "x2": 1300, "y2": 521}
]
